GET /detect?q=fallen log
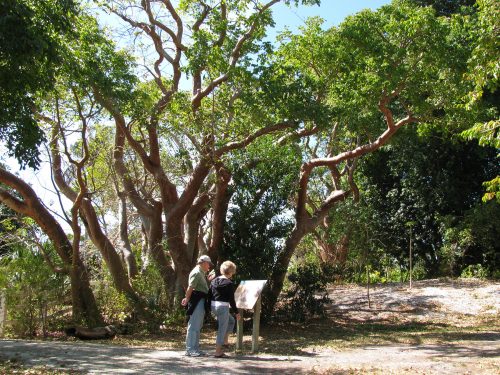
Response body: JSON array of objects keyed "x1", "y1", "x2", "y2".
[{"x1": 65, "y1": 325, "x2": 116, "y2": 340}]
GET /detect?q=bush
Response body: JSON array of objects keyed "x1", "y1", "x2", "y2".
[
  {"x1": 275, "y1": 261, "x2": 331, "y2": 322},
  {"x1": 460, "y1": 264, "x2": 488, "y2": 279},
  {"x1": 93, "y1": 269, "x2": 130, "y2": 324},
  {"x1": 0, "y1": 245, "x2": 68, "y2": 337},
  {"x1": 93, "y1": 263, "x2": 182, "y2": 330}
]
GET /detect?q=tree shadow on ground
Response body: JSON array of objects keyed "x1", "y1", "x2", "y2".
[{"x1": 258, "y1": 317, "x2": 499, "y2": 356}]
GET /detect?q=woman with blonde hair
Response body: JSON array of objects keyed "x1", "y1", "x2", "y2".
[{"x1": 209, "y1": 260, "x2": 241, "y2": 358}]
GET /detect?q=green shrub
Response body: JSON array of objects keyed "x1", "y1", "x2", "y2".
[
  {"x1": 276, "y1": 260, "x2": 331, "y2": 322},
  {"x1": 460, "y1": 264, "x2": 488, "y2": 279},
  {"x1": 0, "y1": 245, "x2": 68, "y2": 337}
]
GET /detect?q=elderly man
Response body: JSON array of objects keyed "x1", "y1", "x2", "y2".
[{"x1": 181, "y1": 255, "x2": 214, "y2": 357}]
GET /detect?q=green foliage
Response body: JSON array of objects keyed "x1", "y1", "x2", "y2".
[
  {"x1": 438, "y1": 227, "x2": 473, "y2": 275},
  {"x1": 458, "y1": 0, "x2": 500, "y2": 206},
  {"x1": 410, "y1": 0, "x2": 475, "y2": 16},
  {"x1": 332, "y1": 1, "x2": 472, "y2": 129},
  {"x1": 441, "y1": 201, "x2": 500, "y2": 276},
  {"x1": 0, "y1": 0, "x2": 77, "y2": 168},
  {"x1": 461, "y1": 120, "x2": 500, "y2": 149},
  {"x1": 276, "y1": 256, "x2": 331, "y2": 322},
  {"x1": 67, "y1": 17, "x2": 138, "y2": 104},
  {"x1": 481, "y1": 176, "x2": 500, "y2": 203},
  {"x1": 221, "y1": 138, "x2": 301, "y2": 282},
  {"x1": 358, "y1": 127, "x2": 499, "y2": 277},
  {"x1": 93, "y1": 268, "x2": 129, "y2": 324},
  {"x1": 94, "y1": 263, "x2": 178, "y2": 328},
  {"x1": 132, "y1": 264, "x2": 179, "y2": 326},
  {"x1": 0, "y1": 244, "x2": 68, "y2": 337},
  {"x1": 356, "y1": 260, "x2": 427, "y2": 284},
  {"x1": 466, "y1": 0, "x2": 499, "y2": 101},
  {"x1": 461, "y1": 264, "x2": 488, "y2": 279}
]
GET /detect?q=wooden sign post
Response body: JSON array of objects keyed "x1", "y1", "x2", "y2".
[
  {"x1": 0, "y1": 290, "x2": 6, "y2": 337},
  {"x1": 234, "y1": 280, "x2": 267, "y2": 353}
]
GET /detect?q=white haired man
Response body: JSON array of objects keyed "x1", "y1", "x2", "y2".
[{"x1": 181, "y1": 255, "x2": 214, "y2": 357}]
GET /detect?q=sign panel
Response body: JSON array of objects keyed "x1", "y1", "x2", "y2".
[{"x1": 234, "y1": 280, "x2": 267, "y2": 310}]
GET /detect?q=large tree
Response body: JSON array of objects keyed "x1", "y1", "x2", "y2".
[
  {"x1": 3, "y1": 0, "x2": 323, "y2": 322},
  {"x1": 89, "y1": 0, "x2": 321, "y2": 295},
  {"x1": 263, "y1": 0, "x2": 489, "y2": 308},
  {"x1": 1, "y1": 0, "x2": 495, "y2": 323},
  {"x1": 0, "y1": 168, "x2": 103, "y2": 326}
]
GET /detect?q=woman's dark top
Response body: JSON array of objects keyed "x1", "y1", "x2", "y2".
[{"x1": 210, "y1": 276, "x2": 238, "y2": 314}]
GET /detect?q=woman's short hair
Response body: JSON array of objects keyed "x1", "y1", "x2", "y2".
[{"x1": 220, "y1": 260, "x2": 236, "y2": 276}]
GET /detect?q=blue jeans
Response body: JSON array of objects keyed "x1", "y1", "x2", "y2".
[
  {"x1": 212, "y1": 304, "x2": 235, "y2": 346},
  {"x1": 186, "y1": 298, "x2": 205, "y2": 353}
]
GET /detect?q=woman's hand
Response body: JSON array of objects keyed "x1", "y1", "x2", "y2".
[{"x1": 181, "y1": 298, "x2": 188, "y2": 306}]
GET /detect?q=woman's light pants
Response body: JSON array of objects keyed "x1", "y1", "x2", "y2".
[{"x1": 212, "y1": 304, "x2": 235, "y2": 346}]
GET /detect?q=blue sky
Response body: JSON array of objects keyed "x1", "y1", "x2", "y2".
[{"x1": 270, "y1": 0, "x2": 391, "y2": 34}]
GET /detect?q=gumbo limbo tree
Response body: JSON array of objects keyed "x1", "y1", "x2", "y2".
[
  {"x1": 262, "y1": 1, "x2": 489, "y2": 308},
  {"x1": 2, "y1": 0, "x2": 321, "y2": 323},
  {"x1": 0, "y1": 0, "x2": 492, "y2": 324}
]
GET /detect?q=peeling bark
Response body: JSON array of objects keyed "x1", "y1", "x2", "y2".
[
  {"x1": 267, "y1": 99, "x2": 417, "y2": 311},
  {"x1": 0, "y1": 168, "x2": 103, "y2": 327},
  {"x1": 117, "y1": 192, "x2": 139, "y2": 279}
]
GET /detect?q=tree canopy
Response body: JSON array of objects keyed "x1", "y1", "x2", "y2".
[
  {"x1": 0, "y1": 0, "x2": 79, "y2": 168},
  {"x1": 0, "y1": 0, "x2": 498, "y2": 329}
]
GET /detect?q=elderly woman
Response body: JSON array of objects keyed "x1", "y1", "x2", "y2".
[{"x1": 210, "y1": 260, "x2": 241, "y2": 358}]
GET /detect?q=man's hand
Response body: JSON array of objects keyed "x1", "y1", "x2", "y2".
[
  {"x1": 208, "y1": 270, "x2": 216, "y2": 281},
  {"x1": 183, "y1": 287, "x2": 193, "y2": 306}
]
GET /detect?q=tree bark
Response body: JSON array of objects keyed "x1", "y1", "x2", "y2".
[
  {"x1": 113, "y1": 125, "x2": 175, "y2": 291},
  {"x1": 267, "y1": 99, "x2": 417, "y2": 311},
  {"x1": 148, "y1": 201, "x2": 177, "y2": 297},
  {"x1": 207, "y1": 165, "x2": 232, "y2": 265},
  {"x1": 185, "y1": 193, "x2": 210, "y2": 265},
  {"x1": 0, "y1": 168, "x2": 103, "y2": 327},
  {"x1": 117, "y1": 192, "x2": 139, "y2": 279},
  {"x1": 51, "y1": 129, "x2": 153, "y2": 322}
]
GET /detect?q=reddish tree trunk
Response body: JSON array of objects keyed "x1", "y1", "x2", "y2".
[
  {"x1": 117, "y1": 192, "x2": 139, "y2": 279},
  {"x1": 0, "y1": 168, "x2": 103, "y2": 327}
]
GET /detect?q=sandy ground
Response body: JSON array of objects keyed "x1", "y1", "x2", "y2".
[
  {"x1": 0, "y1": 278, "x2": 499, "y2": 374},
  {"x1": 326, "y1": 278, "x2": 500, "y2": 324}
]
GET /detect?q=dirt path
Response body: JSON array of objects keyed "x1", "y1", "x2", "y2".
[
  {"x1": 1, "y1": 337, "x2": 498, "y2": 374},
  {"x1": 0, "y1": 279, "x2": 499, "y2": 374}
]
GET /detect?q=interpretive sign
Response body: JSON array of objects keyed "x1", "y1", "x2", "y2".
[
  {"x1": 0, "y1": 290, "x2": 6, "y2": 337},
  {"x1": 234, "y1": 280, "x2": 267, "y2": 352},
  {"x1": 234, "y1": 280, "x2": 267, "y2": 310}
]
